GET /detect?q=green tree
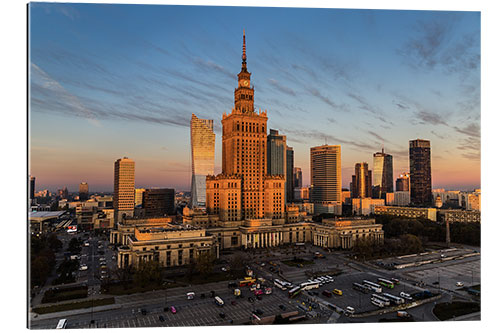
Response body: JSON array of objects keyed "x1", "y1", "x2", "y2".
[
  {"x1": 195, "y1": 251, "x2": 215, "y2": 276},
  {"x1": 133, "y1": 260, "x2": 162, "y2": 288}
]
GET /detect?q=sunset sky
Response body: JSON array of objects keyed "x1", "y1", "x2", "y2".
[{"x1": 29, "y1": 3, "x2": 480, "y2": 192}]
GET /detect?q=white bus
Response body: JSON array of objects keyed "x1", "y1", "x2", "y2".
[
  {"x1": 382, "y1": 293, "x2": 404, "y2": 305},
  {"x1": 214, "y1": 296, "x2": 224, "y2": 306},
  {"x1": 371, "y1": 294, "x2": 390, "y2": 306},
  {"x1": 274, "y1": 279, "x2": 288, "y2": 291},
  {"x1": 371, "y1": 298, "x2": 386, "y2": 308},
  {"x1": 56, "y1": 319, "x2": 67, "y2": 329},
  {"x1": 300, "y1": 281, "x2": 320, "y2": 290},
  {"x1": 363, "y1": 280, "x2": 382, "y2": 293}
]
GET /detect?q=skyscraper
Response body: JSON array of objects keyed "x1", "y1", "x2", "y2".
[
  {"x1": 396, "y1": 172, "x2": 410, "y2": 192},
  {"x1": 372, "y1": 149, "x2": 393, "y2": 199},
  {"x1": 190, "y1": 113, "x2": 215, "y2": 208},
  {"x1": 293, "y1": 167, "x2": 303, "y2": 189},
  {"x1": 29, "y1": 176, "x2": 35, "y2": 201},
  {"x1": 286, "y1": 146, "x2": 294, "y2": 203},
  {"x1": 267, "y1": 129, "x2": 287, "y2": 176},
  {"x1": 206, "y1": 31, "x2": 285, "y2": 221},
  {"x1": 114, "y1": 157, "x2": 135, "y2": 222},
  {"x1": 310, "y1": 145, "x2": 342, "y2": 204},
  {"x1": 409, "y1": 139, "x2": 432, "y2": 206},
  {"x1": 79, "y1": 182, "x2": 89, "y2": 201},
  {"x1": 351, "y1": 162, "x2": 372, "y2": 198}
]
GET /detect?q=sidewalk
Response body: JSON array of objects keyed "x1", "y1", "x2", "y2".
[{"x1": 30, "y1": 303, "x2": 123, "y2": 322}]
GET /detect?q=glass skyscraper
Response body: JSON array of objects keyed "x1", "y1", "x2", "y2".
[
  {"x1": 190, "y1": 113, "x2": 215, "y2": 208},
  {"x1": 409, "y1": 139, "x2": 432, "y2": 206},
  {"x1": 372, "y1": 149, "x2": 393, "y2": 199}
]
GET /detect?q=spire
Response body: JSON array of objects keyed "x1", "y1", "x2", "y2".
[{"x1": 241, "y1": 29, "x2": 247, "y2": 71}]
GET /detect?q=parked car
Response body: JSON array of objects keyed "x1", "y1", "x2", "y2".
[
  {"x1": 170, "y1": 306, "x2": 177, "y2": 314},
  {"x1": 279, "y1": 305, "x2": 286, "y2": 311},
  {"x1": 219, "y1": 312, "x2": 226, "y2": 318},
  {"x1": 456, "y1": 282, "x2": 464, "y2": 287},
  {"x1": 140, "y1": 309, "x2": 147, "y2": 315},
  {"x1": 158, "y1": 315, "x2": 165, "y2": 322},
  {"x1": 397, "y1": 311, "x2": 411, "y2": 318}
]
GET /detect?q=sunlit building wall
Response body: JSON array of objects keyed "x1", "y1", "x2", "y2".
[
  {"x1": 310, "y1": 145, "x2": 342, "y2": 210},
  {"x1": 372, "y1": 149, "x2": 393, "y2": 199},
  {"x1": 79, "y1": 182, "x2": 89, "y2": 201},
  {"x1": 352, "y1": 162, "x2": 372, "y2": 198},
  {"x1": 396, "y1": 172, "x2": 410, "y2": 192},
  {"x1": 190, "y1": 113, "x2": 215, "y2": 208},
  {"x1": 114, "y1": 157, "x2": 135, "y2": 222}
]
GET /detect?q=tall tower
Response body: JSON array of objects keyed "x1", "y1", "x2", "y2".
[
  {"x1": 207, "y1": 31, "x2": 285, "y2": 221},
  {"x1": 286, "y1": 146, "x2": 294, "y2": 203},
  {"x1": 293, "y1": 167, "x2": 303, "y2": 188},
  {"x1": 372, "y1": 148, "x2": 393, "y2": 199},
  {"x1": 190, "y1": 113, "x2": 215, "y2": 208},
  {"x1": 310, "y1": 145, "x2": 342, "y2": 204},
  {"x1": 352, "y1": 162, "x2": 372, "y2": 198},
  {"x1": 114, "y1": 157, "x2": 135, "y2": 223},
  {"x1": 409, "y1": 139, "x2": 432, "y2": 206},
  {"x1": 79, "y1": 182, "x2": 89, "y2": 201},
  {"x1": 267, "y1": 129, "x2": 286, "y2": 176},
  {"x1": 29, "y1": 176, "x2": 35, "y2": 201}
]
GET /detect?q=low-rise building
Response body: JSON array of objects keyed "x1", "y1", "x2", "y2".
[
  {"x1": 374, "y1": 205, "x2": 437, "y2": 222},
  {"x1": 385, "y1": 191, "x2": 410, "y2": 206},
  {"x1": 352, "y1": 198, "x2": 385, "y2": 215},
  {"x1": 438, "y1": 209, "x2": 481, "y2": 224}
]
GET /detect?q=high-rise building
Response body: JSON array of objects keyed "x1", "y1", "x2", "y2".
[
  {"x1": 267, "y1": 129, "x2": 287, "y2": 176},
  {"x1": 396, "y1": 172, "x2": 410, "y2": 192},
  {"x1": 114, "y1": 157, "x2": 135, "y2": 222},
  {"x1": 135, "y1": 188, "x2": 145, "y2": 207},
  {"x1": 286, "y1": 146, "x2": 294, "y2": 203},
  {"x1": 190, "y1": 113, "x2": 215, "y2": 208},
  {"x1": 79, "y1": 182, "x2": 89, "y2": 201},
  {"x1": 351, "y1": 162, "x2": 372, "y2": 198},
  {"x1": 310, "y1": 145, "x2": 342, "y2": 209},
  {"x1": 372, "y1": 149, "x2": 393, "y2": 199},
  {"x1": 409, "y1": 139, "x2": 432, "y2": 206},
  {"x1": 29, "y1": 176, "x2": 35, "y2": 200},
  {"x1": 143, "y1": 188, "x2": 175, "y2": 217},
  {"x1": 293, "y1": 167, "x2": 303, "y2": 189},
  {"x1": 206, "y1": 31, "x2": 285, "y2": 221}
]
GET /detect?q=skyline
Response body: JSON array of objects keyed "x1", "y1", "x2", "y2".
[{"x1": 29, "y1": 3, "x2": 481, "y2": 192}]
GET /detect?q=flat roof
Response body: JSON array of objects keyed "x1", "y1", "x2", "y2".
[{"x1": 29, "y1": 211, "x2": 67, "y2": 221}]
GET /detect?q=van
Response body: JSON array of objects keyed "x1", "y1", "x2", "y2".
[
  {"x1": 187, "y1": 292, "x2": 195, "y2": 300},
  {"x1": 345, "y1": 306, "x2": 355, "y2": 315},
  {"x1": 333, "y1": 289, "x2": 343, "y2": 296},
  {"x1": 397, "y1": 311, "x2": 410, "y2": 318}
]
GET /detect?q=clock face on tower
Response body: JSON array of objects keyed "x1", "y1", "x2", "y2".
[{"x1": 243, "y1": 80, "x2": 249, "y2": 87}]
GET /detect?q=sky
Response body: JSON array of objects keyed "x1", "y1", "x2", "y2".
[{"x1": 29, "y1": 2, "x2": 481, "y2": 192}]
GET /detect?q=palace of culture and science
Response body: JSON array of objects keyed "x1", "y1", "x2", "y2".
[{"x1": 111, "y1": 32, "x2": 383, "y2": 269}]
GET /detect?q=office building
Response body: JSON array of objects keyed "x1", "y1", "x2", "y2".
[
  {"x1": 409, "y1": 139, "x2": 432, "y2": 206},
  {"x1": 190, "y1": 113, "x2": 215, "y2": 208},
  {"x1": 143, "y1": 188, "x2": 176, "y2": 217},
  {"x1": 293, "y1": 167, "x2": 302, "y2": 189},
  {"x1": 438, "y1": 209, "x2": 481, "y2": 224},
  {"x1": 372, "y1": 149, "x2": 393, "y2": 199},
  {"x1": 396, "y1": 173, "x2": 410, "y2": 192},
  {"x1": 294, "y1": 186, "x2": 309, "y2": 201},
  {"x1": 352, "y1": 198, "x2": 385, "y2": 215},
  {"x1": 135, "y1": 188, "x2": 145, "y2": 207},
  {"x1": 286, "y1": 146, "x2": 294, "y2": 203},
  {"x1": 114, "y1": 157, "x2": 135, "y2": 223},
  {"x1": 385, "y1": 191, "x2": 410, "y2": 206},
  {"x1": 374, "y1": 205, "x2": 437, "y2": 222},
  {"x1": 352, "y1": 162, "x2": 372, "y2": 198},
  {"x1": 267, "y1": 129, "x2": 287, "y2": 176},
  {"x1": 79, "y1": 182, "x2": 89, "y2": 201},
  {"x1": 310, "y1": 145, "x2": 342, "y2": 209},
  {"x1": 30, "y1": 176, "x2": 36, "y2": 201}
]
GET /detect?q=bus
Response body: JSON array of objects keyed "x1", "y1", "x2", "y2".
[
  {"x1": 377, "y1": 278, "x2": 395, "y2": 289},
  {"x1": 382, "y1": 293, "x2": 404, "y2": 305},
  {"x1": 300, "y1": 281, "x2": 320, "y2": 290},
  {"x1": 371, "y1": 294, "x2": 390, "y2": 306},
  {"x1": 371, "y1": 298, "x2": 386, "y2": 308},
  {"x1": 352, "y1": 282, "x2": 370, "y2": 294},
  {"x1": 274, "y1": 279, "x2": 288, "y2": 291},
  {"x1": 288, "y1": 286, "x2": 302, "y2": 298},
  {"x1": 363, "y1": 280, "x2": 382, "y2": 293},
  {"x1": 390, "y1": 278, "x2": 400, "y2": 285},
  {"x1": 215, "y1": 296, "x2": 224, "y2": 306},
  {"x1": 239, "y1": 278, "x2": 256, "y2": 287},
  {"x1": 56, "y1": 319, "x2": 67, "y2": 329}
]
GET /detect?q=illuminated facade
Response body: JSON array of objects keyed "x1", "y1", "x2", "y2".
[
  {"x1": 207, "y1": 31, "x2": 285, "y2": 222},
  {"x1": 409, "y1": 139, "x2": 432, "y2": 206},
  {"x1": 396, "y1": 172, "x2": 410, "y2": 191},
  {"x1": 190, "y1": 113, "x2": 215, "y2": 208},
  {"x1": 351, "y1": 162, "x2": 372, "y2": 198},
  {"x1": 114, "y1": 157, "x2": 135, "y2": 223},
  {"x1": 310, "y1": 145, "x2": 342, "y2": 205},
  {"x1": 372, "y1": 149, "x2": 393, "y2": 199},
  {"x1": 79, "y1": 182, "x2": 89, "y2": 201}
]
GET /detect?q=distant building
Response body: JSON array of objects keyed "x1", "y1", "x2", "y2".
[
  {"x1": 135, "y1": 188, "x2": 145, "y2": 207},
  {"x1": 114, "y1": 157, "x2": 135, "y2": 223},
  {"x1": 294, "y1": 186, "x2": 309, "y2": 201},
  {"x1": 286, "y1": 146, "x2": 294, "y2": 203},
  {"x1": 190, "y1": 113, "x2": 215, "y2": 208},
  {"x1": 431, "y1": 190, "x2": 464, "y2": 208},
  {"x1": 143, "y1": 188, "x2": 176, "y2": 217},
  {"x1": 352, "y1": 162, "x2": 372, "y2": 198},
  {"x1": 395, "y1": 173, "x2": 410, "y2": 192},
  {"x1": 467, "y1": 190, "x2": 481, "y2": 211},
  {"x1": 58, "y1": 187, "x2": 69, "y2": 200},
  {"x1": 372, "y1": 149, "x2": 393, "y2": 199},
  {"x1": 374, "y1": 205, "x2": 437, "y2": 222},
  {"x1": 30, "y1": 176, "x2": 36, "y2": 201},
  {"x1": 310, "y1": 145, "x2": 342, "y2": 212},
  {"x1": 267, "y1": 129, "x2": 287, "y2": 176},
  {"x1": 79, "y1": 182, "x2": 89, "y2": 201},
  {"x1": 311, "y1": 218, "x2": 384, "y2": 249},
  {"x1": 385, "y1": 191, "x2": 410, "y2": 206},
  {"x1": 409, "y1": 139, "x2": 432, "y2": 206},
  {"x1": 341, "y1": 189, "x2": 351, "y2": 205},
  {"x1": 293, "y1": 167, "x2": 303, "y2": 189},
  {"x1": 352, "y1": 198, "x2": 385, "y2": 216},
  {"x1": 438, "y1": 209, "x2": 481, "y2": 224}
]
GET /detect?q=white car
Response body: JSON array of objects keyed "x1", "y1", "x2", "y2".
[
  {"x1": 79, "y1": 265, "x2": 88, "y2": 271},
  {"x1": 456, "y1": 282, "x2": 464, "y2": 287}
]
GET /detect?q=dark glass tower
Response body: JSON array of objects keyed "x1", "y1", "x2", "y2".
[
  {"x1": 351, "y1": 162, "x2": 372, "y2": 198},
  {"x1": 286, "y1": 146, "x2": 294, "y2": 203},
  {"x1": 372, "y1": 149, "x2": 393, "y2": 199},
  {"x1": 409, "y1": 139, "x2": 432, "y2": 206}
]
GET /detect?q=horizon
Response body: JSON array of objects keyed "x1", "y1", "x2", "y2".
[{"x1": 29, "y1": 3, "x2": 481, "y2": 193}]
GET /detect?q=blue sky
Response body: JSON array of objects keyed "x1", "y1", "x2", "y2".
[{"x1": 29, "y1": 2, "x2": 480, "y2": 192}]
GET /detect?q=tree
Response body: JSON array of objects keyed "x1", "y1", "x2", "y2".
[
  {"x1": 229, "y1": 253, "x2": 250, "y2": 273},
  {"x1": 134, "y1": 260, "x2": 162, "y2": 288},
  {"x1": 195, "y1": 251, "x2": 215, "y2": 276}
]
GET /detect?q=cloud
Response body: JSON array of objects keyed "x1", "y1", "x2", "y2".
[
  {"x1": 454, "y1": 123, "x2": 480, "y2": 138},
  {"x1": 308, "y1": 88, "x2": 347, "y2": 111},
  {"x1": 367, "y1": 130, "x2": 387, "y2": 143},
  {"x1": 415, "y1": 110, "x2": 448, "y2": 126},
  {"x1": 286, "y1": 128, "x2": 377, "y2": 152},
  {"x1": 431, "y1": 131, "x2": 445, "y2": 139},
  {"x1": 268, "y1": 78, "x2": 296, "y2": 96}
]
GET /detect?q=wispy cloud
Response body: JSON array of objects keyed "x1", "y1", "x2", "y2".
[
  {"x1": 268, "y1": 78, "x2": 296, "y2": 96},
  {"x1": 308, "y1": 88, "x2": 347, "y2": 111},
  {"x1": 454, "y1": 123, "x2": 480, "y2": 138}
]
